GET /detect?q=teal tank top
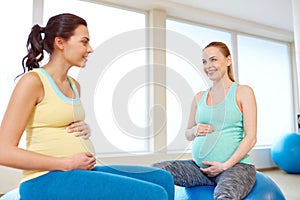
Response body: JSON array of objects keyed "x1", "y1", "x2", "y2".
[{"x1": 192, "y1": 82, "x2": 253, "y2": 168}]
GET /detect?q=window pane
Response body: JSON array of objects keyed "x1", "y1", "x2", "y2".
[
  {"x1": 44, "y1": 0, "x2": 147, "y2": 154},
  {"x1": 0, "y1": 0, "x2": 33, "y2": 118},
  {"x1": 0, "y1": 0, "x2": 33, "y2": 149},
  {"x1": 237, "y1": 35, "x2": 293, "y2": 146},
  {"x1": 166, "y1": 19, "x2": 232, "y2": 151}
]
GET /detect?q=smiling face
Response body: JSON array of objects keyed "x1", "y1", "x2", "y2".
[
  {"x1": 61, "y1": 25, "x2": 93, "y2": 68},
  {"x1": 202, "y1": 46, "x2": 232, "y2": 82}
]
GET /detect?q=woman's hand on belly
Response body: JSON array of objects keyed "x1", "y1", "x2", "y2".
[
  {"x1": 195, "y1": 123, "x2": 214, "y2": 136},
  {"x1": 66, "y1": 121, "x2": 90, "y2": 139},
  {"x1": 200, "y1": 161, "x2": 226, "y2": 177},
  {"x1": 64, "y1": 152, "x2": 96, "y2": 171}
]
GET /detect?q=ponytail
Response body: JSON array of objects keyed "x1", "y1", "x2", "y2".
[
  {"x1": 21, "y1": 24, "x2": 45, "y2": 72},
  {"x1": 227, "y1": 64, "x2": 235, "y2": 82},
  {"x1": 19, "y1": 13, "x2": 87, "y2": 78}
]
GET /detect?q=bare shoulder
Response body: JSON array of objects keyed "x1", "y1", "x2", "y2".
[
  {"x1": 17, "y1": 71, "x2": 42, "y2": 88},
  {"x1": 236, "y1": 84, "x2": 256, "y2": 102},
  {"x1": 12, "y1": 71, "x2": 43, "y2": 104},
  {"x1": 194, "y1": 90, "x2": 206, "y2": 104},
  {"x1": 237, "y1": 84, "x2": 255, "y2": 95}
]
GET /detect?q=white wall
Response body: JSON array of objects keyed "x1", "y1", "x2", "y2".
[{"x1": 0, "y1": 166, "x2": 22, "y2": 194}]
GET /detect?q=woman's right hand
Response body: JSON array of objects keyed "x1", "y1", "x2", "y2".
[
  {"x1": 194, "y1": 123, "x2": 214, "y2": 136},
  {"x1": 66, "y1": 121, "x2": 91, "y2": 140},
  {"x1": 65, "y1": 152, "x2": 96, "y2": 171}
]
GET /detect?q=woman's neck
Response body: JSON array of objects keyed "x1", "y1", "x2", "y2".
[
  {"x1": 207, "y1": 79, "x2": 233, "y2": 106},
  {"x1": 211, "y1": 78, "x2": 233, "y2": 93},
  {"x1": 42, "y1": 59, "x2": 70, "y2": 83}
]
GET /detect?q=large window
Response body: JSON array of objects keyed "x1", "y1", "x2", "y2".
[
  {"x1": 0, "y1": 0, "x2": 33, "y2": 119},
  {"x1": 44, "y1": 0, "x2": 147, "y2": 154},
  {"x1": 237, "y1": 35, "x2": 293, "y2": 146},
  {"x1": 0, "y1": 0, "x2": 33, "y2": 149}
]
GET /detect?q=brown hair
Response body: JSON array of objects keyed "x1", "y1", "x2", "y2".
[
  {"x1": 204, "y1": 41, "x2": 235, "y2": 82},
  {"x1": 21, "y1": 13, "x2": 87, "y2": 72}
]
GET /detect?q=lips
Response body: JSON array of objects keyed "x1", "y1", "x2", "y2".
[
  {"x1": 83, "y1": 56, "x2": 88, "y2": 62},
  {"x1": 207, "y1": 69, "x2": 217, "y2": 76}
]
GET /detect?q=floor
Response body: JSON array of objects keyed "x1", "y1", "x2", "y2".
[{"x1": 262, "y1": 168, "x2": 300, "y2": 200}]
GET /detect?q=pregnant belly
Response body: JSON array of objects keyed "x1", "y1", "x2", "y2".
[
  {"x1": 27, "y1": 128, "x2": 95, "y2": 157},
  {"x1": 192, "y1": 132, "x2": 236, "y2": 168}
]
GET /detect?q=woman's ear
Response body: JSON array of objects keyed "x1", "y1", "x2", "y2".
[
  {"x1": 54, "y1": 37, "x2": 65, "y2": 50},
  {"x1": 226, "y1": 55, "x2": 232, "y2": 67}
]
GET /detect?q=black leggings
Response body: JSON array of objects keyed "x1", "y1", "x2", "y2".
[{"x1": 152, "y1": 160, "x2": 256, "y2": 200}]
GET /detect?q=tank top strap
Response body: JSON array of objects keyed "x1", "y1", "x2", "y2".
[
  {"x1": 67, "y1": 76, "x2": 80, "y2": 99},
  {"x1": 225, "y1": 82, "x2": 238, "y2": 103},
  {"x1": 198, "y1": 87, "x2": 210, "y2": 106}
]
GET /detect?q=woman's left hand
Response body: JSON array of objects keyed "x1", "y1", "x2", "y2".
[
  {"x1": 200, "y1": 161, "x2": 227, "y2": 177},
  {"x1": 67, "y1": 121, "x2": 91, "y2": 140}
]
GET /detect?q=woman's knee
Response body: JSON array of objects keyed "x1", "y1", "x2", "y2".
[
  {"x1": 151, "y1": 161, "x2": 171, "y2": 170},
  {"x1": 214, "y1": 184, "x2": 243, "y2": 200},
  {"x1": 214, "y1": 164, "x2": 256, "y2": 199}
]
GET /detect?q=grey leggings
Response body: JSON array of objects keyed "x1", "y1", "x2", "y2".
[{"x1": 152, "y1": 160, "x2": 256, "y2": 200}]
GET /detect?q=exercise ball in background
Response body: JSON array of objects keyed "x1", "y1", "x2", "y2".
[{"x1": 271, "y1": 132, "x2": 300, "y2": 174}]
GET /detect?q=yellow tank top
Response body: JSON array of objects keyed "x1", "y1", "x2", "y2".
[{"x1": 22, "y1": 68, "x2": 95, "y2": 182}]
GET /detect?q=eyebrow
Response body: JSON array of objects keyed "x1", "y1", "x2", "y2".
[
  {"x1": 202, "y1": 56, "x2": 217, "y2": 61},
  {"x1": 208, "y1": 56, "x2": 217, "y2": 60}
]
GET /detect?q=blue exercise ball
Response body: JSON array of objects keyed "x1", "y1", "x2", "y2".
[
  {"x1": 175, "y1": 171, "x2": 285, "y2": 200},
  {"x1": 271, "y1": 132, "x2": 300, "y2": 174},
  {"x1": 175, "y1": 186, "x2": 215, "y2": 200}
]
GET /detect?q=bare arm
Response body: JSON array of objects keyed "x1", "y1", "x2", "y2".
[
  {"x1": 185, "y1": 91, "x2": 214, "y2": 140},
  {"x1": 185, "y1": 95, "x2": 198, "y2": 141},
  {"x1": 0, "y1": 73, "x2": 95, "y2": 171}
]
